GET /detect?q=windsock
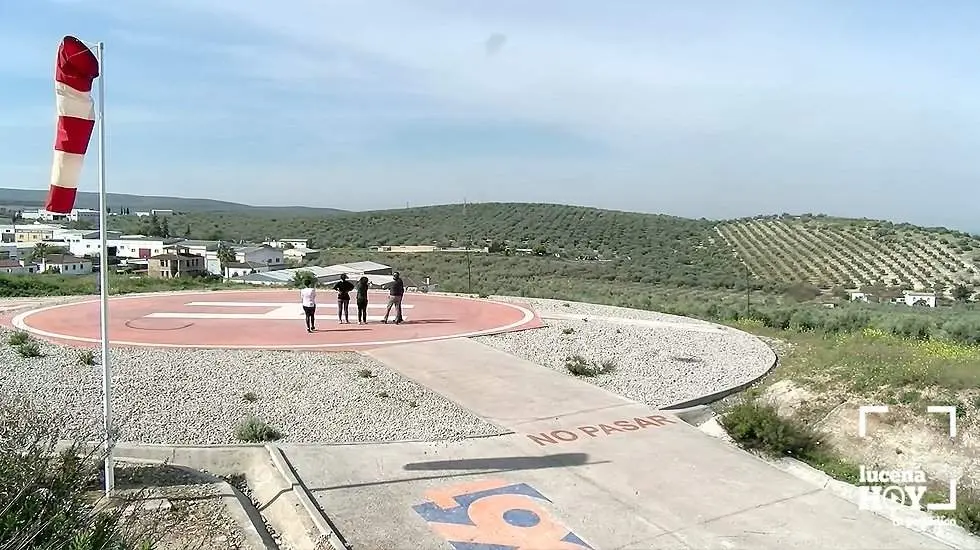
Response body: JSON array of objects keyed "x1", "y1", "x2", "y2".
[{"x1": 47, "y1": 36, "x2": 99, "y2": 214}]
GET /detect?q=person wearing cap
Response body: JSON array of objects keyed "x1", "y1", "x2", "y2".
[
  {"x1": 382, "y1": 271, "x2": 405, "y2": 324},
  {"x1": 333, "y1": 273, "x2": 355, "y2": 324}
]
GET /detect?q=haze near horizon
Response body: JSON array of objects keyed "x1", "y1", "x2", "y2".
[{"x1": 1, "y1": 1, "x2": 978, "y2": 230}]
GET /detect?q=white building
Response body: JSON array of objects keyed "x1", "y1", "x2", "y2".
[
  {"x1": 233, "y1": 262, "x2": 394, "y2": 286},
  {"x1": 67, "y1": 231, "x2": 182, "y2": 259},
  {"x1": 283, "y1": 246, "x2": 319, "y2": 263},
  {"x1": 178, "y1": 240, "x2": 234, "y2": 276},
  {"x1": 39, "y1": 254, "x2": 92, "y2": 275},
  {"x1": 900, "y1": 291, "x2": 937, "y2": 307},
  {"x1": 265, "y1": 238, "x2": 310, "y2": 249},
  {"x1": 235, "y1": 244, "x2": 284, "y2": 267},
  {"x1": 134, "y1": 209, "x2": 174, "y2": 217},
  {"x1": 69, "y1": 209, "x2": 101, "y2": 226},
  {"x1": 223, "y1": 261, "x2": 272, "y2": 279},
  {"x1": 0, "y1": 259, "x2": 30, "y2": 274},
  {"x1": 19, "y1": 208, "x2": 101, "y2": 226}
]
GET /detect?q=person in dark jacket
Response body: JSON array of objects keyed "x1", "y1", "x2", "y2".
[
  {"x1": 333, "y1": 274, "x2": 355, "y2": 324},
  {"x1": 355, "y1": 276, "x2": 370, "y2": 324},
  {"x1": 382, "y1": 271, "x2": 405, "y2": 324}
]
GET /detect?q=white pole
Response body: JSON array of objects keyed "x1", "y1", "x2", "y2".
[{"x1": 95, "y1": 41, "x2": 114, "y2": 496}]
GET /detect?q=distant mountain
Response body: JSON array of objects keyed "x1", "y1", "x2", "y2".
[{"x1": 0, "y1": 188, "x2": 347, "y2": 216}]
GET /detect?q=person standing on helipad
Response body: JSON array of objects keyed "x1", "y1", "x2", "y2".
[
  {"x1": 382, "y1": 271, "x2": 404, "y2": 324},
  {"x1": 333, "y1": 273, "x2": 355, "y2": 324},
  {"x1": 355, "y1": 276, "x2": 370, "y2": 324},
  {"x1": 300, "y1": 280, "x2": 317, "y2": 333}
]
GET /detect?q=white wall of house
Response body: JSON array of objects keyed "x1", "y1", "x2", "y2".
[
  {"x1": 40, "y1": 258, "x2": 92, "y2": 275},
  {"x1": 0, "y1": 262, "x2": 29, "y2": 274},
  {"x1": 70, "y1": 237, "x2": 170, "y2": 259},
  {"x1": 902, "y1": 293, "x2": 937, "y2": 307},
  {"x1": 236, "y1": 246, "x2": 283, "y2": 266},
  {"x1": 224, "y1": 263, "x2": 271, "y2": 278},
  {"x1": 266, "y1": 238, "x2": 310, "y2": 249}
]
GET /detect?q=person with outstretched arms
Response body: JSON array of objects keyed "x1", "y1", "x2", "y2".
[{"x1": 382, "y1": 271, "x2": 405, "y2": 324}]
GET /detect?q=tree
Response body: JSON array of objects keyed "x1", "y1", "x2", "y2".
[
  {"x1": 160, "y1": 217, "x2": 170, "y2": 238},
  {"x1": 216, "y1": 243, "x2": 237, "y2": 270},
  {"x1": 142, "y1": 214, "x2": 163, "y2": 237},
  {"x1": 29, "y1": 243, "x2": 52, "y2": 263},
  {"x1": 183, "y1": 224, "x2": 192, "y2": 238},
  {"x1": 125, "y1": 207, "x2": 130, "y2": 215},
  {"x1": 952, "y1": 284, "x2": 972, "y2": 301},
  {"x1": 292, "y1": 270, "x2": 317, "y2": 287},
  {"x1": 66, "y1": 220, "x2": 94, "y2": 230}
]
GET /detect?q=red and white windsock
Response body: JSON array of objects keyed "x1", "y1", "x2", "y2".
[{"x1": 46, "y1": 36, "x2": 99, "y2": 214}]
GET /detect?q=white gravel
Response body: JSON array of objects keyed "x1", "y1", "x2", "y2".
[
  {"x1": 0, "y1": 328, "x2": 504, "y2": 445},
  {"x1": 476, "y1": 296, "x2": 776, "y2": 408}
]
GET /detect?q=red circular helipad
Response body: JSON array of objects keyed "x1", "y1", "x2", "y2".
[{"x1": 12, "y1": 290, "x2": 542, "y2": 350}]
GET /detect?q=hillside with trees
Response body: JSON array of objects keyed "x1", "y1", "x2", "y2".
[
  {"x1": 108, "y1": 205, "x2": 980, "y2": 299},
  {"x1": 717, "y1": 214, "x2": 980, "y2": 294},
  {"x1": 109, "y1": 203, "x2": 748, "y2": 290}
]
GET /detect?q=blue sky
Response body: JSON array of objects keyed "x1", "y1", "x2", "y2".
[{"x1": 1, "y1": 1, "x2": 979, "y2": 229}]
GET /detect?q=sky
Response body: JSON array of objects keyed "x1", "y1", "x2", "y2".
[{"x1": 1, "y1": 1, "x2": 979, "y2": 230}]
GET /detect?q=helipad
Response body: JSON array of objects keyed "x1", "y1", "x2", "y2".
[{"x1": 12, "y1": 290, "x2": 542, "y2": 349}]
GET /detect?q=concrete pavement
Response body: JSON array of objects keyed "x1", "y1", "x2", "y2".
[{"x1": 276, "y1": 339, "x2": 956, "y2": 549}]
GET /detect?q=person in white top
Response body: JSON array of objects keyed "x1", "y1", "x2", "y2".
[{"x1": 300, "y1": 281, "x2": 317, "y2": 333}]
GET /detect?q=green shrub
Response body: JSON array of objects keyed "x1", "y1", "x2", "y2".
[
  {"x1": 564, "y1": 355, "x2": 616, "y2": 376},
  {"x1": 719, "y1": 399, "x2": 825, "y2": 460},
  {"x1": 78, "y1": 349, "x2": 96, "y2": 366},
  {"x1": 233, "y1": 416, "x2": 282, "y2": 442},
  {"x1": 0, "y1": 395, "x2": 156, "y2": 549},
  {"x1": 565, "y1": 355, "x2": 592, "y2": 376},
  {"x1": 7, "y1": 330, "x2": 30, "y2": 346},
  {"x1": 948, "y1": 492, "x2": 980, "y2": 535},
  {"x1": 16, "y1": 341, "x2": 42, "y2": 358}
]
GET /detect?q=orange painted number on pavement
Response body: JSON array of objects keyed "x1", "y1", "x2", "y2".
[{"x1": 412, "y1": 479, "x2": 592, "y2": 550}]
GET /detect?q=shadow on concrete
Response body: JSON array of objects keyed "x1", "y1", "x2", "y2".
[
  {"x1": 308, "y1": 453, "x2": 606, "y2": 493},
  {"x1": 317, "y1": 328, "x2": 370, "y2": 332},
  {"x1": 403, "y1": 453, "x2": 590, "y2": 471},
  {"x1": 399, "y1": 319, "x2": 455, "y2": 325}
]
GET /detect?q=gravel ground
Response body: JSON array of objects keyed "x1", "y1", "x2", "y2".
[
  {"x1": 116, "y1": 464, "x2": 260, "y2": 550},
  {"x1": 476, "y1": 296, "x2": 776, "y2": 408},
  {"x1": 0, "y1": 328, "x2": 503, "y2": 445}
]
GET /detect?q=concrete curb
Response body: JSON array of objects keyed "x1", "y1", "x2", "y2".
[
  {"x1": 111, "y1": 455, "x2": 277, "y2": 550},
  {"x1": 263, "y1": 444, "x2": 351, "y2": 550},
  {"x1": 769, "y1": 457, "x2": 980, "y2": 550},
  {"x1": 112, "y1": 443, "x2": 342, "y2": 550},
  {"x1": 691, "y1": 418, "x2": 980, "y2": 549},
  {"x1": 662, "y1": 328, "x2": 778, "y2": 410}
]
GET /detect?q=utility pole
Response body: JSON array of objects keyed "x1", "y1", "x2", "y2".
[
  {"x1": 464, "y1": 199, "x2": 472, "y2": 293},
  {"x1": 744, "y1": 262, "x2": 751, "y2": 318}
]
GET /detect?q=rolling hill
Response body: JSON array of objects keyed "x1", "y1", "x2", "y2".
[
  {"x1": 110, "y1": 202, "x2": 748, "y2": 290},
  {"x1": 106, "y1": 202, "x2": 980, "y2": 295},
  {"x1": 0, "y1": 187, "x2": 347, "y2": 216},
  {"x1": 716, "y1": 214, "x2": 980, "y2": 291}
]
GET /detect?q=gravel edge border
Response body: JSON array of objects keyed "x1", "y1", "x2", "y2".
[{"x1": 662, "y1": 325, "x2": 778, "y2": 410}]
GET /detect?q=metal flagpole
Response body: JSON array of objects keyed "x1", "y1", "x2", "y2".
[{"x1": 94, "y1": 41, "x2": 114, "y2": 496}]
